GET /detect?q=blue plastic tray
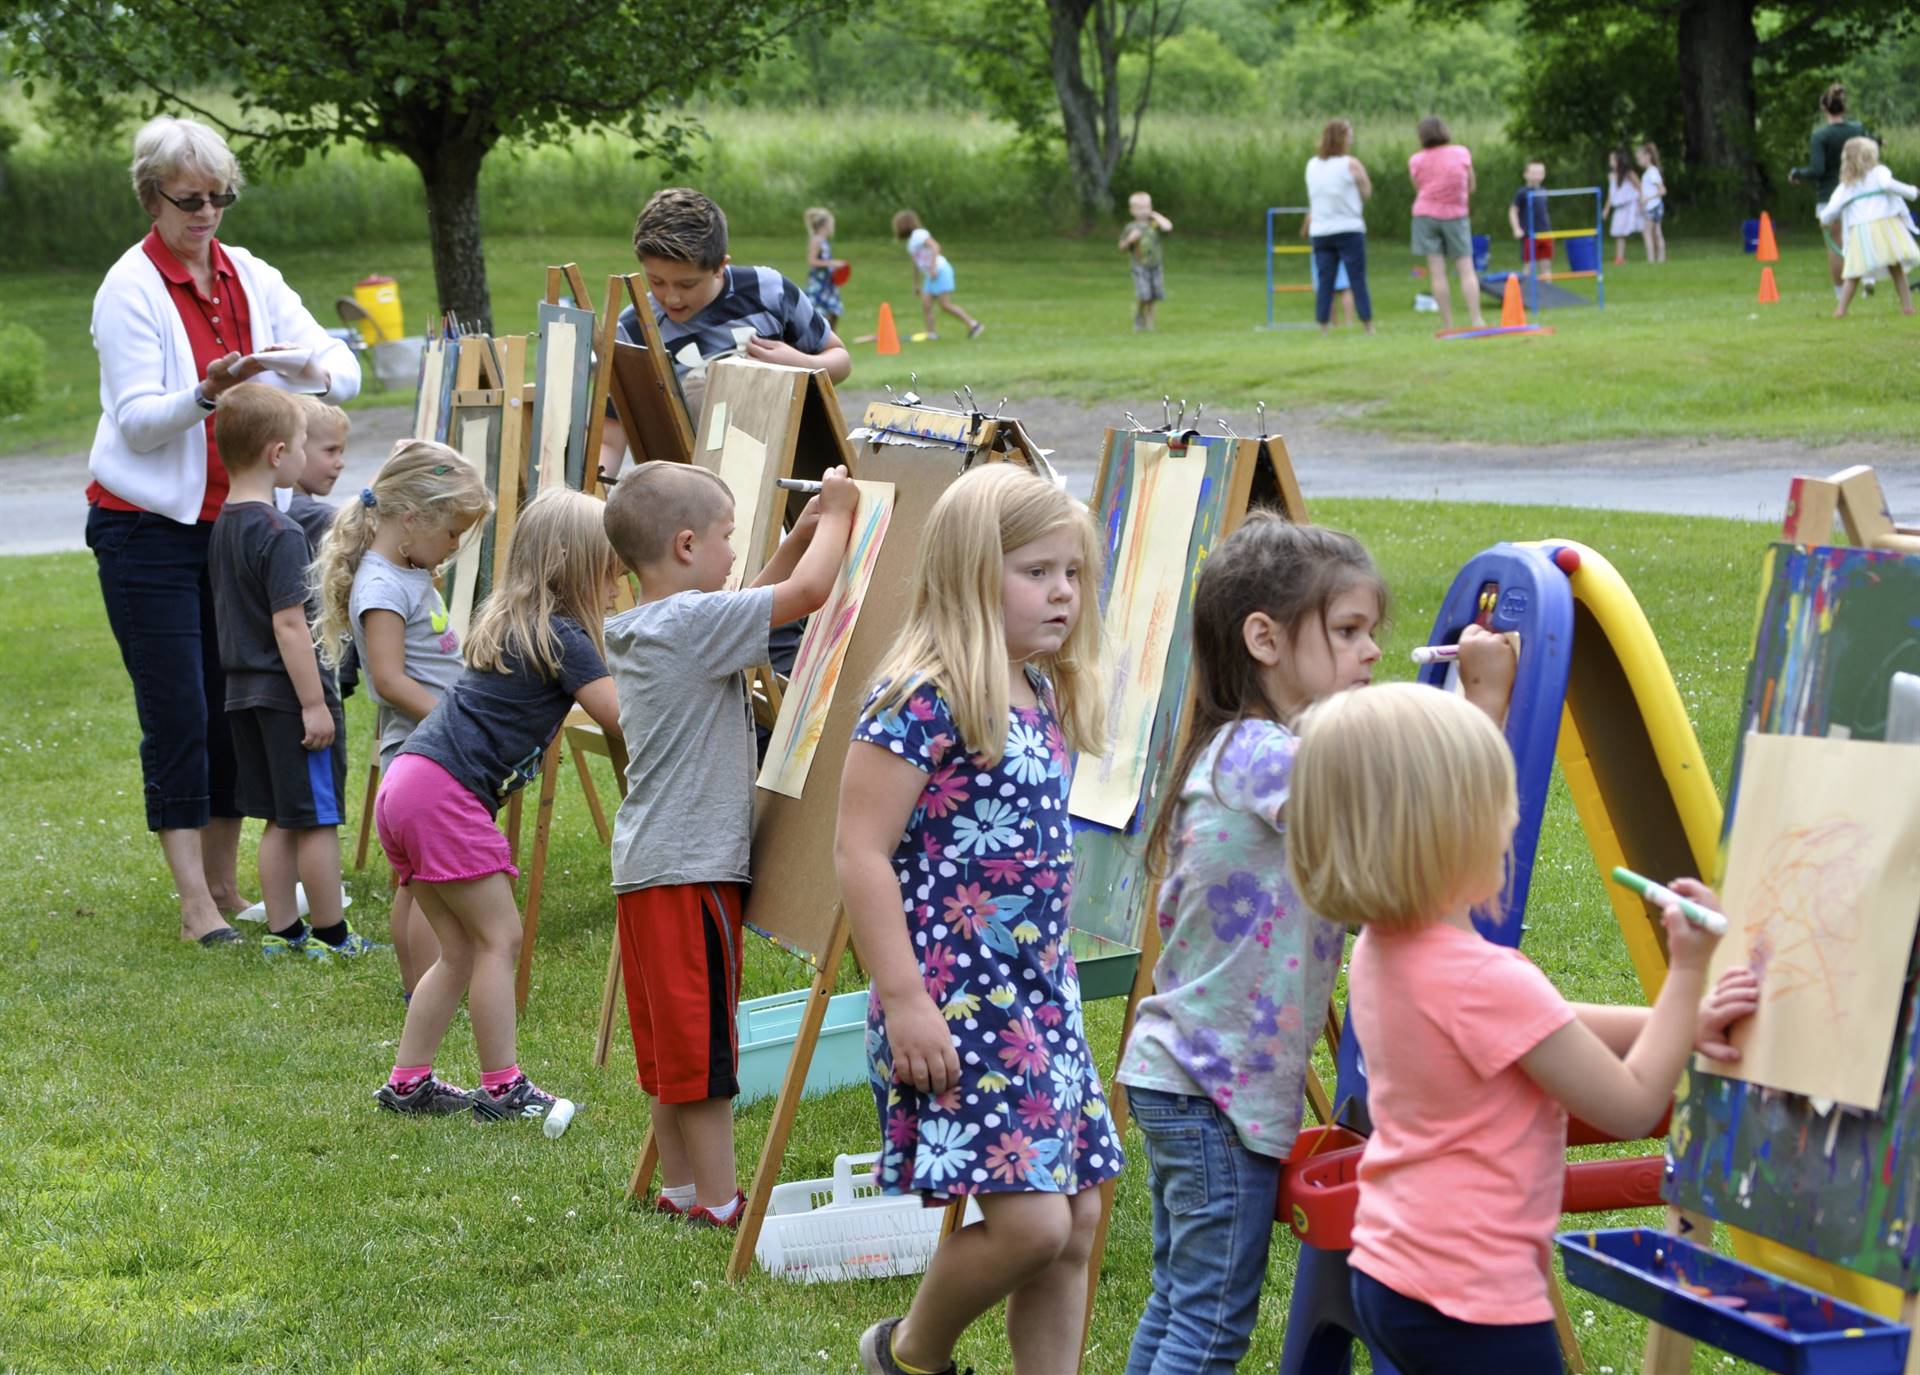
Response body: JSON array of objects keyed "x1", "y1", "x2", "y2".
[
  {"x1": 736, "y1": 988, "x2": 869, "y2": 1106},
  {"x1": 1558, "y1": 1228, "x2": 1909, "y2": 1375}
]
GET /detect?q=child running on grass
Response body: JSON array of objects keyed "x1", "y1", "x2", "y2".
[
  {"x1": 892, "y1": 209, "x2": 984, "y2": 341},
  {"x1": 602, "y1": 459, "x2": 857, "y2": 1227},
  {"x1": 1819, "y1": 137, "x2": 1918, "y2": 317},
  {"x1": 372, "y1": 489, "x2": 624, "y2": 1127},
  {"x1": 1119, "y1": 515, "x2": 1515, "y2": 1375},
  {"x1": 841, "y1": 464, "x2": 1116, "y2": 1375},
  {"x1": 803, "y1": 206, "x2": 845, "y2": 328},
  {"x1": 314, "y1": 441, "x2": 492, "y2": 998},
  {"x1": 208, "y1": 383, "x2": 378, "y2": 961},
  {"x1": 1288, "y1": 683, "x2": 1759, "y2": 1374},
  {"x1": 1118, "y1": 191, "x2": 1173, "y2": 331}
]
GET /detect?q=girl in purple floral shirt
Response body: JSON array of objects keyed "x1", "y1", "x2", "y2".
[{"x1": 837, "y1": 465, "x2": 1119, "y2": 1375}]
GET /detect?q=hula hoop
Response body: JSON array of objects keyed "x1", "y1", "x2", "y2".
[{"x1": 1818, "y1": 188, "x2": 1914, "y2": 256}]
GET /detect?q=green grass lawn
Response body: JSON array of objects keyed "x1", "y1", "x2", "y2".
[
  {"x1": 2, "y1": 224, "x2": 1911, "y2": 458},
  {"x1": 0, "y1": 497, "x2": 1779, "y2": 1373}
]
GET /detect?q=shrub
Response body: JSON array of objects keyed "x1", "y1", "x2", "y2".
[{"x1": 0, "y1": 323, "x2": 47, "y2": 416}]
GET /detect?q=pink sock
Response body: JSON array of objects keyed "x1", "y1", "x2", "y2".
[
  {"x1": 389, "y1": 1063, "x2": 432, "y2": 1091},
  {"x1": 480, "y1": 1065, "x2": 522, "y2": 1097}
]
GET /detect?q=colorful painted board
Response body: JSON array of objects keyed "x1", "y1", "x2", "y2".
[
  {"x1": 1068, "y1": 439, "x2": 1211, "y2": 829},
  {"x1": 1068, "y1": 433, "x2": 1306, "y2": 955},
  {"x1": 1704, "y1": 732, "x2": 1920, "y2": 1108},
  {"x1": 1665, "y1": 543, "x2": 1920, "y2": 1289},
  {"x1": 757, "y1": 480, "x2": 896, "y2": 798}
]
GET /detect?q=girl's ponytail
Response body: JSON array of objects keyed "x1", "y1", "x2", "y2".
[{"x1": 313, "y1": 496, "x2": 380, "y2": 667}]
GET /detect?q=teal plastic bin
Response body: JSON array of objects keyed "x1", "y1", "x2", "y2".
[{"x1": 737, "y1": 988, "x2": 871, "y2": 1105}]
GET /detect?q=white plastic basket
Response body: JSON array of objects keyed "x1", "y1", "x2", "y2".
[{"x1": 754, "y1": 1151, "x2": 982, "y2": 1283}]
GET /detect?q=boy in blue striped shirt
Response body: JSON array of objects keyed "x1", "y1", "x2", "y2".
[{"x1": 599, "y1": 187, "x2": 852, "y2": 478}]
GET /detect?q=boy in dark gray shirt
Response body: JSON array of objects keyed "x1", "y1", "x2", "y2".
[{"x1": 600, "y1": 458, "x2": 856, "y2": 1226}]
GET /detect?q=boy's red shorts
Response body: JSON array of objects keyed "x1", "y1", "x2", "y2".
[
  {"x1": 1521, "y1": 237, "x2": 1556, "y2": 264},
  {"x1": 616, "y1": 882, "x2": 745, "y2": 1104}
]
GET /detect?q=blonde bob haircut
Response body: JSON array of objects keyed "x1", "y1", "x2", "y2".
[
  {"x1": 466, "y1": 488, "x2": 619, "y2": 679},
  {"x1": 312, "y1": 440, "x2": 492, "y2": 666},
  {"x1": 1839, "y1": 136, "x2": 1881, "y2": 187},
  {"x1": 1286, "y1": 682, "x2": 1515, "y2": 928},
  {"x1": 866, "y1": 463, "x2": 1107, "y2": 767},
  {"x1": 130, "y1": 115, "x2": 245, "y2": 212}
]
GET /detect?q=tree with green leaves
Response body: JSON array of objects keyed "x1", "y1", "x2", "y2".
[
  {"x1": 4, "y1": 0, "x2": 853, "y2": 330},
  {"x1": 1345, "y1": 0, "x2": 1912, "y2": 207}
]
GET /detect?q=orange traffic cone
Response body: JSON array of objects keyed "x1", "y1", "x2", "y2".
[
  {"x1": 1758, "y1": 267, "x2": 1780, "y2": 304},
  {"x1": 1756, "y1": 211, "x2": 1779, "y2": 263},
  {"x1": 1499, "y1": 274, "x2": 1527, "y2": 328},
  {"x1": 875, "y1": 302, "x2": 901, "y2": 356}
]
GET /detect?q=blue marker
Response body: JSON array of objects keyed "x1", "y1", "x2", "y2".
[{"x1": 1610, "y1": 867, "x2": 1727, "y2": 935}]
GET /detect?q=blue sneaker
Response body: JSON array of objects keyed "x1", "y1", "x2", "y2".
[
  {"x1": 315, "y1": 924, "x2": 385, "y2": 958},
  {"x1": 261, "y1": 930, "x2": 331, "y2": 963}
]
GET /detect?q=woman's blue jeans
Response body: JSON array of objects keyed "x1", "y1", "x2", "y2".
[
  {"x1": 1311, "y1": 231, "x2": 1372, "y2": 324},
  {"x1": 1123, "y1": 1087, "x2": 1283, "y2": 1375}
]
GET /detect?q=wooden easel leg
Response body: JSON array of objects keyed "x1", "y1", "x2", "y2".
[
  {"x1": 628, "y1": 1123, "x2": 661, "y2": 1202},
  {"x1": 1548, "y1": 1270, "x2": 1587, "y2": 1374},
  {"x1": 727, "y1": 916, "x2": 853, "y2": 1282},
  {"x1": 593, "y1": 935, "x2": 623, "y2": 1069},
  {"x1": 571, "y1": 744, "x2": 611, "y2": 845},
  {"x1": 514, "y1": 743, "x2": 564, "y2": 1013},
  {"x1": 506, "y1": 790, "x2": 525, "y2": 870},
  {"x1": 354, "y1": 758, "x2": 380, "y2": 870},
  {"x1": 1305, "y1": 1066, "x2": 1333, "y2": 1126},
  {"x1": 1899, "y1": 1292, "x2": 1920, "y2": 1375},
  {"x1": 939, "y1": 1197, "x2": 967, "y2": 1239},
  {"x1": 1642, "y1": 1206, "x2": 1707, "y2": 1374}
]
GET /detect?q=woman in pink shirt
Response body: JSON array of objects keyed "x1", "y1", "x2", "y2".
[
  {"x1": 1287, "y1": 684, "x2": 1759, "y2": 1373},
  {"x1": 1406, "y1": 117, "x2": 1486, "y2": 332}
]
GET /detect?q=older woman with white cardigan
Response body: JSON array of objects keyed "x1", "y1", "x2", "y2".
[{"x1": 86, "y1": 116, "x2": 359, "y2": 946}]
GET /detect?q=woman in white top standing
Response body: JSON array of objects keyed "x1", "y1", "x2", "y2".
[
  {"x1": 86, "y1": 116, "x2": 358, "y2": 946},
  {"x1": 1303, "y1": 119, "x2": 1375, "y2": 335}
]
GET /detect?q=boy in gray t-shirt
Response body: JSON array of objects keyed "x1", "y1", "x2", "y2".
[
  {"x1": 601, "y1": 459, "x2": 857, "y2": 1226},
  {"x1": 349, "y1": 550, "x2": 464, "y2": 769}
]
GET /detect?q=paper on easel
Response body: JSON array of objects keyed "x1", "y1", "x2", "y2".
[
  {"x1": 714, "y1": 425, "x2": 769, "y2": 589},
  {"x1": 1704, "y1": 732, "x2": 1920, "y2": 1109},
  {"x1": 1068, "y1": 440, "x2": 1209, "y2": 828},
  {"x1": 243, "y1": 347, "x2": 328, "y2": 393},
  {"x1": 706, "y1": 402, "x2": 728, "y2": 452}
]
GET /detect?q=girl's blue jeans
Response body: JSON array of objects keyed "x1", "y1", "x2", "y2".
[{"x1": 1122, "y1": 1087, "x2": 1283, "y2": 1375}]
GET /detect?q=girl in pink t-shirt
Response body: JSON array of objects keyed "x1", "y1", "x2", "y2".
[{"x1": 1288, "y1": 684, "x2": 1759, "y2": 1374}]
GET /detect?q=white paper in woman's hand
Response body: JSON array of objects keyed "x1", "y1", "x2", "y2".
[{"x1": 242, "y1": 347, "x2": 326, "y2": 391}]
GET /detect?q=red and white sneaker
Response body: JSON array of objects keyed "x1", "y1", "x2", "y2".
[{"x1": 686, "y1": 1190, "x2": 746, "y2": 1230}]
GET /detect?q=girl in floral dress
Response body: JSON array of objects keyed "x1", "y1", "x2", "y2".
[{"x1": 837, "y1": 464, "x2": 1119, "y2": 1375}]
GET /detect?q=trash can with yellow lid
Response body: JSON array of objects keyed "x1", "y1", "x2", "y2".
[{"x1": 351, "y1": 275, "x2": 403, "y2": 346}]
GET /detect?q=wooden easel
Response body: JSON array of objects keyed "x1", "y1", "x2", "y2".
[
  {"x1": 1782, "y1": 463, "x2": 1920, "y2": 555},
  {"x1": 600, "y1": 272, "x2": 694, "y2": 482},
  {"x1": 620, "y1": 404, "x2": 1048, "y2": 1283},
  {"x1": 1065, "y1": 426, "x2": 1315, "y2": 1356}
]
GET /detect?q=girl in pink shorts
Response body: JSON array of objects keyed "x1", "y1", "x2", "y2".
[{"x1": 372, "y1": 489, "x2": 626, "y2": 1129}]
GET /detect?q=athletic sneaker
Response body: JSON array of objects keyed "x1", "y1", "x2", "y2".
[
  {"x1": 260, "y1": 930, "x2": 331, "y2": 962},
  {"x1": 373, "y1": 1076, "x2": 473, "y2": 1116},
  {"x1": 967, "y1": 321, "x2": 985, "y2": 339},
  {"x1": 654, "y1": 1194, "x2": 691, "y2": 1218},
  {"x1": 313, "y1": 924, "x2": 385, "y2": 958},
  {"x1": 686, "y1": 1190, "x2": 746, "y2": 1230},
  {"x1": 469, "y1": 1076, "x2": 571, "y2": 1129},
  {"x1": 858, "y1": 1318, "x2": 969, "y2": 1375}
]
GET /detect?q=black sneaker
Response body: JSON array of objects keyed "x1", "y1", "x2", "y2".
[
  {"x1": 374, "y1": 1076, "x2": 472, "y2": 1116},
  {"x1": 469, "y1": 1076, "x2": 574, "y2": 1135},
  {"x1": 858, "y1": 1318, "x2": 969, "y2": 1375}
]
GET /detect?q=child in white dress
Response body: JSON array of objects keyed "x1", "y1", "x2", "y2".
[
  {"x1": 1606, "y1": 150, "x2": 1643, "y2": 264},
  {"x1": 1819, "y1": 137, "x2": 1918, "y2": 318}
]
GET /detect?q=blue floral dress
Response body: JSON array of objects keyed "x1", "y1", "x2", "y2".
[
  {"x1": 805, "y1": 237, "x2": 843, "y2": 319},
  {"x1": 855, "y1": 675, "x2": 1124, "y2": 1201}
]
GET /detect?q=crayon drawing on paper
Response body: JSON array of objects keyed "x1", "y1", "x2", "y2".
[
  {"x1": 758, "y1": 480, "x2": 896, "y2": 798},
  {"x1": 1705, "y1": 731, "x2": 1920, "y2": 1109},
  {"x1": 1068, "y1": 440, "x2": 1207, "y2": 829}
]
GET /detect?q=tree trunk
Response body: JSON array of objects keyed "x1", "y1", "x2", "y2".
[
  {"x1": 1045, "y1": 0, "x2": 1113, "y2": 217},
  {"x1": 1675, "y1": 0, "x2": 1764, "y2": 207},
  {"x1": 411, "y1": 137, "x2": 492, "y2": 333}
]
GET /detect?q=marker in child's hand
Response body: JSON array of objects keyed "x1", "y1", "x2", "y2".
[
  {"x1": 1610, "y1": 867, "x2": 1728, "y2": 935},
  {"x1": 775, "y1": 477, "x2": 823, "y2": 494},
  {"x1": 1411, "y1": 644, "x2": 1461, "y2": 665}
]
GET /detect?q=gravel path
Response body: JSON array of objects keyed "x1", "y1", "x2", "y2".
[{"x1": 8, "y1": 392, "x2": 1916, "y2": 555}]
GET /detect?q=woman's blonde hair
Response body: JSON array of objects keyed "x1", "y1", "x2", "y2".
[
  {"x1": 130, "y1": 116, "x2": 244, "y2": 212},
  {"x1": 312, "y1": 440, "x2": 492, "y2": 666},
  {"x1": 1839, "y1": 136, "x2": 1881, "y2": 186},
  {"x1": 866, "y1": 464, "x2": 1107, "y2": 766},
  {"x1": 1318, "y1": 119, "x2": 1354, "y2": 160},
  {"x1": 466, "y1": 488, "x2": 619, "y2": 678},
  {"x1": 1286, "y1": 682, "x2": 1515, "y2": 929}
]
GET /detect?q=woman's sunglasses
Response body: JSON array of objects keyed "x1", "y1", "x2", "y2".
[{"x1": 157, "y1": 188, "x2": 239, "y2": 214}]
